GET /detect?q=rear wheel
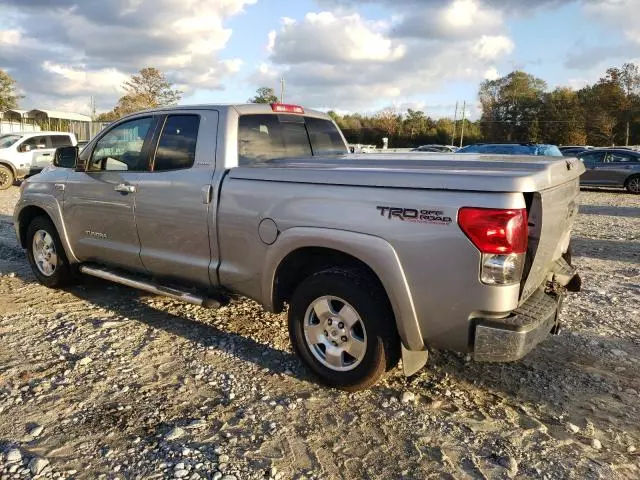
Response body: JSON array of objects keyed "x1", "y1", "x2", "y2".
[
  {"x1": 288, "y1": 267, "x2": 400, "y2": 391},
  {"x1": 625, "y1": 175, "x2": 640, "y2": 194},
  {"x1": 0, "y1": 165, "x2": 14, "y2": 190},
  {"x1": 26, "y1": 216, "x2": 73, "y2": 288}
]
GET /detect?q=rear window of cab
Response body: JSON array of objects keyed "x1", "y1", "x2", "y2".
[{"x1": 238, "y1": 114, "x2": 347, "y2": 166}]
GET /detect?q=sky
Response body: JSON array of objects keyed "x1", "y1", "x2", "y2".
[{"x1": 0, "y1": 0, "x2": 639, "y2": 119}]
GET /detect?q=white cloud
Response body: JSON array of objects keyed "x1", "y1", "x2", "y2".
[
  {"x1": 270, "y1": 12, "x2": 406, "y2": 64},
  {"x1": 472, "y1": 36, "x2": 515, "y2": 60},
  {"x1": 0, "y1": 30, "x2": 21, "y2": 45},
  {"x1": 267, "y1": 30, "x2": 277, "y2": 53},
  {"x1": 444, "y1": 0, "x2": 481, "y2": 27},
  {"x1": 484, "y1": 67, "x2": 501, "y2": 80},
  {"x1": 253, "y1": 3, "x2": 516, "y2": 110},
  {"x1": 0, "y1": 0, "x2": 255, "y2": 111}
]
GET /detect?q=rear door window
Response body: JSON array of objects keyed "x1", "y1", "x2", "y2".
[
  {"x1": 50, "y1": 135, "x2": 73, "y2": 148},
  {"x1": 607, "y1": 152, "x2": 639, "y2": 163},
  {"x1": 238, "y1": 114, "x2": 346, "y2": 166},
  {"x1": 152, "y1": 115, "x2": 200, "y2": 171},
  {"x1": 305, "y1": 117, "x2": 348, "y2": 156}
]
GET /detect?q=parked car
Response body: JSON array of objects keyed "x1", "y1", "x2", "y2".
[
  {"x1": 457, "y1": 143, "x2": 563, "y2": 156},
  {"x1": 412, "y1": 144, "x2": 458, "y2": 152},
  {"x1": 577, "y1": 148, "x2": 640, "y2": 193},
  {"x1": 14, "y1": 103, "x2": 583, "y2": 390},
  {"x1": 0, "y1": 131, "x2": 77, "y2": 189},
  {"x1": 559, "y1": 146, "x2": 593, "y2": 157}
]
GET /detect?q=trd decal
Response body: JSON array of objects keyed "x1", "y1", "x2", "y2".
[{"x1": 376, "y1": 206, "x2": 452, "y2": 225}]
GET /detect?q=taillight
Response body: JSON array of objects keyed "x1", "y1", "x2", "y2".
[
  {"x1": 458, "y1": 208, "x2": 528, "y2": 285},
  {"x1": 271, "y1": 103, "x2": 304, "y2": 114},
  {"x1": 458, "y1": 208, "x2": 527, "y2": 254}
]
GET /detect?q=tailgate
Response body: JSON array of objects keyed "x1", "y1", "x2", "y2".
[{"x1": 520, "y1": 178, "x2": 580, "y2": 302}]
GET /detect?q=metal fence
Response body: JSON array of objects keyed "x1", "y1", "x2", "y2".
[{"x1": 0, "y1": 110, "x2": 109, "y2": 141}]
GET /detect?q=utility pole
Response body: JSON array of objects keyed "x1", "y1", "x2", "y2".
[
  {"x1": 280, "y1": 77, "x2": 285, "y2": 103},
  {"x1": 459, "y1": 100, "x2": 467, "y2": 148},
  {"x1": 451, "y1": 101, "x2": 458, "y2": 146},
  {"x1": 626, "y1": 121, "x2": 630, "y2": 146},
  {"x1": 89, "y1": 96, "x2": 96, "y2": 119}
]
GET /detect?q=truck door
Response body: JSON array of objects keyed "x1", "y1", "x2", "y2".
[
  {"x1": 134, "y1": 111, "x2": 218, "y2": 288},
  {"x1": 63, "y1": 116, "x2": 158, "y2": 272}
]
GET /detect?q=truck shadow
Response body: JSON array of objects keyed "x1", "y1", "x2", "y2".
[
  {"x1": 66, "y1": 277, "x2": 311, "y2": 382},
  {"x1": 572, "y1": 237, "x2": 640, "y2": 263},
  {"x1": 579, "y1": 204, "x2": 640, "y2": 218}
]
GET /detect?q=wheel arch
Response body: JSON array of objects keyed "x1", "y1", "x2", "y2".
[
  {"x1": 624, "y1": 173, "x2": 640, "y2": 193},
  {"x1": 0, "y1": 160, "x2": 16, "y2": 176},
  {"x1": 15, "y1": 200, "x2": 78, "y2": 263},
  {"x1": 263, "y1": 227, "x2": 425, "y2": 351},
  {"x1": 18, "y1": 205, "x2": 50, "y2": 248}
]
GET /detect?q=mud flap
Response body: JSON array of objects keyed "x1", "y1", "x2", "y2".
[
  {"x1": 551, "y1": 256, "x2": 581, "y2": 292},
  {"x1": 401, "y1": 344, "x2": 428, "y2": 376}
]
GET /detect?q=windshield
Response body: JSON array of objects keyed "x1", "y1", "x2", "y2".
[{"x1": 0, "y1": 134, "x2": 21, "y2": 148}]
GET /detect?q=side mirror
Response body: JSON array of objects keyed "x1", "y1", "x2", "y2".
[
  {"x1": 20, "y1": 144, "x2": 32, "y2": 153},
  {"x1": 53, "y1": 146, "x2": 79, "y2": 168}
]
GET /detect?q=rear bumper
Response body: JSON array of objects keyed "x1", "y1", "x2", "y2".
[{"x1": 473, "y1": 288, "x2": 561, "y2": 362}]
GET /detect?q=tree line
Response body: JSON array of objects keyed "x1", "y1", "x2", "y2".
[
  {"x1": 325, "y1": 63, "x2": 640, "y2": 148},
  {"x1": 1, "y1": 62, "x2": 638, "y2": 147}
]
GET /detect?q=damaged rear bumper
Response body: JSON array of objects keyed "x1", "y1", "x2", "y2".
[{"x1": 472, "y1": 288, "x2": 562, "y2": 362}]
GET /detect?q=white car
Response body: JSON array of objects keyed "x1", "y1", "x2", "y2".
[{"x1": 0, "y1": 131, "x2": 77, "y2": 189}]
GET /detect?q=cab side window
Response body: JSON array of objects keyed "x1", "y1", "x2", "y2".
[
  {"x1": 152, "y1": 115, "x2": 200, "y2": 171},
  {"x1": 89, "y1": 117, "x2": 154, "y2": 172}
]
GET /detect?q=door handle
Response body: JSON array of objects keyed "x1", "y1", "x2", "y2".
[
  {"x1": 114, "y1": 184, "x2": 136, "y2": 193},
  {"x1": 41, "y1": 153, "x2": 51, "y2": 156}
]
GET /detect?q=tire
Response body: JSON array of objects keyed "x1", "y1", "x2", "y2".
[
  {"x1": 625, "y1": 175, "x2": 640, "y2": 194},
  {"x1": 0, "y1": 164, "x2": 14, "y2": 190},
  {"x1": 26, "y1": 216, "x2": 73, "y2": 288},
  {"x1": 288, "y1": 267, "x2": 400, "y2": 391}
]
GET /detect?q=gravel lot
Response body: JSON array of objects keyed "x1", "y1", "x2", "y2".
[{"x1": 0, "y1": 186, "x2": 638, "y2": 479}]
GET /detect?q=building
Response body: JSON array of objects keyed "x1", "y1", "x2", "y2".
[{"x1": 0, "y1": 109, "x2": 107, "y2": 141}]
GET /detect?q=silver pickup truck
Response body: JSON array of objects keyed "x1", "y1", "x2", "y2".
[{"x1": 14, "y1": 103, "x2": 583, "y2": 390}]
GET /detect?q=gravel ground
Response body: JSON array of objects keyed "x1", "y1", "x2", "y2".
[{"x1": 0, "y1": 186, "x2": 638, "y2": 480}]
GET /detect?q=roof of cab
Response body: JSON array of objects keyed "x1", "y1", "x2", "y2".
[{"x1": 122, "y1": 103, "x2": 331, "y2": 119}]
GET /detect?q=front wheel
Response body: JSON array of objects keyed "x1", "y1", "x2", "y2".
[
  {"x1": 625, "y1": 175, "x2": 640, "y2": 194},
  {"x1": 26, "y1": 216, "x2": 73, "y2": 288},
  {"x1": 288, "y1": 267, "x2": 400, "y2": 391},
  {"x1": 0, "y1": 165, "x2": 14, "y2": 190}
]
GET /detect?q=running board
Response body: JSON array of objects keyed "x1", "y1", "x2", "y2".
[{"x1": 79, "y1": 265, "x2": 227, "y2": 308}]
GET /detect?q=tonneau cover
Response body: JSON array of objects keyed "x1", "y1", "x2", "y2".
[{"x1": 229, "y1": 153, "x2": 585, "y2": 193}]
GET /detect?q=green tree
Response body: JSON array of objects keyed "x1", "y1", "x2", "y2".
[
  {"x1": 122, "y1": 67, "x2": 182, "y2": 108},
  {"x1": 579, "y1": 78, "x2": 625, "y2": 145},
  {"x1": 248, "y1": 87, "x2": 279, "y2": 104},
  {"x1": 602, "y1": 63, "x2": 640, "y2": 145},
  {"x1": 540, "y1": 88, "x2": 586, "y2": 146},
  {"x1": 0, "y1": 69, "x2": 22, "y2": 110},
  {"x1": 98, "y1": 67, "x2": 182, "y2": 119},
  {"x1": 479, "y1": 71, "x2": 547, "y2": 142}
]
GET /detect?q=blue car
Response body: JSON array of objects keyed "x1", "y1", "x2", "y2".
[{"x1": 457, "y1": 143, "x2": 563, "y2": 157}]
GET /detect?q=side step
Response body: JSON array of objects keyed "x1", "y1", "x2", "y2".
[{"x1": 79, "y1": 265, "x2": 227, "y2": 308}]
